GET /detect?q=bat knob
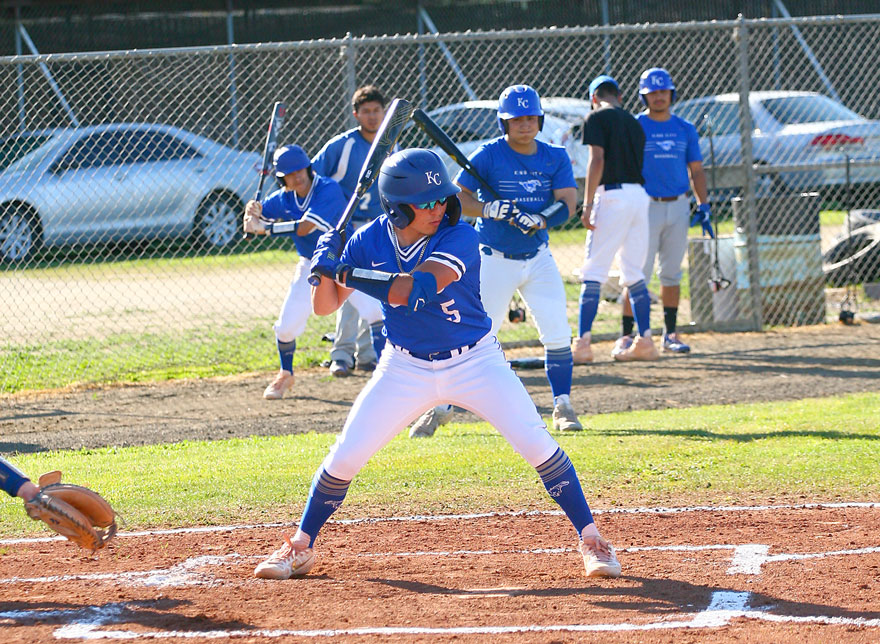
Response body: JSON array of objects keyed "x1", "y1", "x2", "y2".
[
  {"x1": 243, "y1": 232, "x2": 254, "y2": 241},
  {"x1": 307, "y1": 273, "x2": 322, "y2": 287}
]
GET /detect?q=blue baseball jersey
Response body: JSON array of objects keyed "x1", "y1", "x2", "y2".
[
  {"x1": 261, "y1": 174, "x2": 347, "y2": 258},
  {"x1": 638, "y1": 113, "x2": 702, "y2": 198},
  {"x1": 341, "y1": 216, "x2": 491, "y2": 354},
  {"x1": 311, "y1": 127, "x2": 384, "y2": 222},
  {"x1": 456, "y1": 138, "x2": 576, "y2": 254}
]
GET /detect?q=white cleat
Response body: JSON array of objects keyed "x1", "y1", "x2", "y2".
[
  {"x1": 263, "y1": 370, "x2": 295, "y2": 400},
  {"x1": 613, "y1": 335, "x2": 659, "y2": 362},
  {"x1": 552, "y1": 397, "x2": 583, "y2": 432},
  {"x1": 572, "y1": 334, "x2": 593, "y2": 364},
  {"x1": 409, "y1": 405, "x2": 454, "y2": 438},
  {"x1": 254, "y1": 533, "x2": 315, "y2": 579},
  {"x1": 610, "y1": 334, "x2": 634, "y2": 359},
  {"x1": 579, "y1": 535, "x2": 621, "y2": 578}
]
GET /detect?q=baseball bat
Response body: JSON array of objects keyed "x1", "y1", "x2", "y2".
[
  {"x1": 410, "y1": 108, "x2": 501, "y2": 200},
  {"x1": 244, "y1": 101, "x2": 287, "y2": 240},
  {"x1": 307, "y1": 97, "x2": 414, "y2": 286}
]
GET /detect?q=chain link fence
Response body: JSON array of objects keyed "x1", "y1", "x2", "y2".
[{"x1": 2, "y1": 15, "x2": 880, "y2": 393}]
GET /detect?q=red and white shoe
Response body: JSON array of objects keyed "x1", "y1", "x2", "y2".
[{"x1": 254, "y1": 533, "x2": 315, "y2": 579}]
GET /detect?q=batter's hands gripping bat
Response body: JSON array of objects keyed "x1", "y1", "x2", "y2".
[
  {"x1": 307, "y1": 97, "x2": 414, "y2": 286},
  {"x1": 411, "y1": 108, "x2": 501, "y2": 200},
  {"x1": 244, "y1": 101, "x2": 287, "y2": 240}
]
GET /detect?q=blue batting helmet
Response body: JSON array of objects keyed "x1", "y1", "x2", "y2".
[
  {"x1": 378, "y1": 149, "x2": 462, "y2": 228},
  {"x1": 497, "y1": 84, "x2": 544, "y2": 134},
  {"x1": 273, "y1": 145, "x2": 311, "y2": 177},
  {"x1": 638, "y1": 68, "x2": 676, "y2": 104}
]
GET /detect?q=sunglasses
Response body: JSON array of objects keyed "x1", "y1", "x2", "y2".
[{"x1": 414, "y1": 197, "x2": 447, "y2": 210}]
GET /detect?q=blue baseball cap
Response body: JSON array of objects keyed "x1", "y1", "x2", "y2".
[{"x1": 589, "y1": 75, "x2": 620, "y2": 99}]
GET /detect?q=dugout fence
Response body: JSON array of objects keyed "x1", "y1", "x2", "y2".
[{"x1": 2, "y1": 15, "x2": 880, "y2": 393}]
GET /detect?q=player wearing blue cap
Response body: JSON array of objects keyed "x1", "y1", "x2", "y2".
[
  {"x1": 612, "y1": 68, "x2": 713, "y2": 358},
  {"x1": 243, "y1": 144, "x2": 383, "y2": 399},
  {"x1": 253, "y1": 148, "x2": 620, "y2": 581},
  {"x1": 409, "y1": 84, "x2": 583, "y2": 437},
  {"x1": 573, "y1": 75, "x2": 656, "y2": 363}
]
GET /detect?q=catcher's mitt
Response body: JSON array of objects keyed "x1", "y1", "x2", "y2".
[{"x1": 24, "y1": 471, "x2": 118, "y2": 551}]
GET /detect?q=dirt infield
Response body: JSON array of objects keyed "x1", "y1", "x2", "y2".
[
  {"x1": 2, "y1": 323, "x2": 879, "y2": 453},
  {"x1": 1, "y1": 504, "x2": 878, "y2": 642}
]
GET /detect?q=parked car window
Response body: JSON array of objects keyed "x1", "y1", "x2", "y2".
[
  {"x1": 54, "y1": 131, "x2": 127, "y2": 171},
  {"x1": 761, "y1": 95, "x2": 861, "y2": 125},
  {"x1": 678, "y1": 101, "x2": 740, "y2": 137},
  {"x1": 433, "y1": 108, "x2": 497, "y2": 142},
  {"x1": 127, "y1": 130, "x2": 202, "y2": 163},
  {"x1": 0, "y1": 134, "x2": 52, "y2": 171}
]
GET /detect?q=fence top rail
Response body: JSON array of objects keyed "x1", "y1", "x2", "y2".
[{"x1": 2, "y1": 13, "x2": 879, "y2": 66}]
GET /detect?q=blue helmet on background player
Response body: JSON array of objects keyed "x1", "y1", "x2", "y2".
[
  {"x1": 638, "y1": 68, "x2": 676, "y2": 104},
  {"x1": 273, "y1": 145, "x2": 312, "y2": 185},
  {"x1": 378, "y1": 149, "x2": 462, "y2": 228},
  {"x1": 497, "y1": 84, "x2": 544, "y2": 134}
]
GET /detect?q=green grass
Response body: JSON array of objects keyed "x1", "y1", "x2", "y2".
[{"x1": 2, "y1": 392, "x2": 877, "y2": 537}]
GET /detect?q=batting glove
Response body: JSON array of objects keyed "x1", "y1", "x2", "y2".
[
  {"x1": 243, "y1": 200, "x2": 269, "y2": 235},
  {"x1": 310, "y1": 230, "x2": 343, "y2": 279},
  {"x1": 482, "y1": 200, "x2": 520, "y2": 221},
  {"x1": 509, "y1": 211, "x2": 546, "y2": 235},
  {"x1": 690, "y1": 203, "x2": 715, "y2": 239}
]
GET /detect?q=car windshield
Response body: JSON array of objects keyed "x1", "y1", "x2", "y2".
[
  {"x1": 0, "y1": 134, "x2": 53, "y2": 172},
  {"x1": 761, "y1": 95, "x2": 861, "y2": 124}
]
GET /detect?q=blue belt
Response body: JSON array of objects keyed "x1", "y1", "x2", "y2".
[
  {"x1": 603, "y1": 183, "x2": 622, "y2": 190},
  {"x1": 480, "y1": 243, "x2": 546, "y2": 261},
  {"x1": 392, "y1": 341, "x2": 479, "y2": 362}
]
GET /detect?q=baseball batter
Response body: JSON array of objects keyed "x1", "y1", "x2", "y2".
[
  {"x1": 312, "y1": 85, "x2": 389, "y2": 377},
  {"x1": 243, "y1": 144, "x2": 383, "y2": 399},
  {"x1": 409, "y1": 84, "x2": 582, "y2": 437},
  {"x1": 253, "y1": 148, "x2": 620, "y2": 581},
  {"x1": 613, "y1": 68, "x2": 713, "y2": 357},
  {"x1": 573, "y1": 75, "x2": 656, "y2": 363}
]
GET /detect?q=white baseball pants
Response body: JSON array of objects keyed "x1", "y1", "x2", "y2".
[
  {"x1": 480, "y1": 246, "x2": 571, "y2": 350},
  {"x1": 321, "y1": 335, "x2": 561, "y2": 481},
  {"x1": 579, "y1": 183, "x2": 651, "y2": 286}
]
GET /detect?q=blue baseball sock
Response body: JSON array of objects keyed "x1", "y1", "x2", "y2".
[
  {"x1": 277, "y1": 339, "x2": 296, "y2": 373},
  {"x1": 298, "y1": 468, "x2": 351, "y2": 547},
  {"x1": 578, "y1": 281, "x2": 601, "y2": 337},
  {"x1": 545, "y1": 347, "x2": 573, "y2": 398},
  {"x1": 535, "y1": 448, "x2": 594, "y2": 536},
  {"x1": 627, "y1": 280, "x2": 652, "y2": 337},
  {"x1": 370, "y1": 321, "x2": 386, "y2": 362}
]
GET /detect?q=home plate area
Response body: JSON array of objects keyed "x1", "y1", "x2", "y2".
[{"x1": 1, "y1": 504, "x2": 878, "y2": 643}]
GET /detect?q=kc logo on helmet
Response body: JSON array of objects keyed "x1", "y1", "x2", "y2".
[
  {"x1": 425, "y1": 171, "x2": 441, "y2": 185},
  {"x1": 517, "y1": 97, "x2": 529, "y2": 108}
]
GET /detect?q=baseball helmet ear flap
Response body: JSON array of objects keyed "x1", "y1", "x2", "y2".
[
  {"x1": 445, "y1": 194, "x2": 462, "y2": 226},
  {"x1": 380, "y1": 194, "x2": 416, "y2": 228}
]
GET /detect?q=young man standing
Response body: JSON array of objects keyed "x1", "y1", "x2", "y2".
[{"x1": 612, "y1": 68, "x2": 713, "y2": 358}]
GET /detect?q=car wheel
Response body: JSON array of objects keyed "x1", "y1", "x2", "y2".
[
  {"x1": 193, "y1": 191, "x2": 242, "y2": 249},
  {"x1": 822, "y1": 223, "x2": 880, "y2": 287},
  {"x1": 0, "y1": 207, "x2": 41, "y2": 265}
]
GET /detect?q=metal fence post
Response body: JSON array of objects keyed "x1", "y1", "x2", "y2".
[
  {"x1": 344, "y1": 32, "x2": 356, "y2": 128},
  {"x1": 736, "y1": 14, "x2": 763, "y2": 330}
]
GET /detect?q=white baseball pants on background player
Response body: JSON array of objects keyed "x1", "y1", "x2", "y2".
[
  {"x1": 274, "y1": 257, "x2": 383, "y2": 344},
  {"x1": 579, "y1": 183, "x2": 651, "y2": 285},
  {"x1": 319, "y1": 335, "x2": 560, "y2": 481},
  {"x1": 479, "y1": 246, "x2": 571, "y2": 350}
]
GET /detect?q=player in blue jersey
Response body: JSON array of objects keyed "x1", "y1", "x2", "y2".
[
  {"x1": 243, "y1": 144, "x2": 383, "y2": 399},
  {"x1": 1, "y1": 456, "x2": 39, "y2": 504},
  {"x1": 312, "y1": 85, "x2": 389, "y2": 377},
  {"x1": 409, "y1": 85, "x2": 582, "y2": 438},
  {"x1": 253, "y1": 148, "x2": 620, "y2": 582},
  {"x1": 611, "y1": 68, "x2": 713, "y2": 358}
]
